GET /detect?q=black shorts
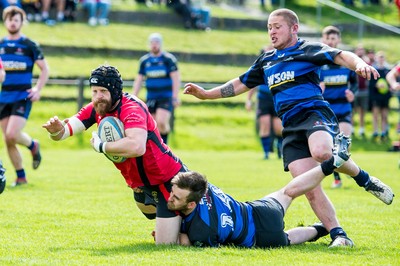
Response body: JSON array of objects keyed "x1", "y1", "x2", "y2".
[
  {"x1": 247, "y1": 197, "x2": 289, "y2": 248},
  {"x1": 0, "y1": 99, "x2": 32, "y2": 119},
  {"x1": 134, "y1": 165, "x2": 188, "y2": 218},
  {"x1": 336, "y1": 112, "x2": 352, "y2": 124},
  {"x1": 257, "y1": 94, "x2": 277, "y2": 119},
  {"x1": 147, "y1": 98, "x2": 173, "y2": 113},
  {"x1": 370, "y1": 94, "x2": 391, "y2": 108},
  {"x1": 282, "y1": 107, "x2": 339, "y2": 171},
  {"x1": 354, "y1": 90, "x2": 369, "y2": 110}
]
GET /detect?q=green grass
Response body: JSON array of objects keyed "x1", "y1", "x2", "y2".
[
  {"x1": 0, "y1": 4, "x2": 399, "y2": 263},
  {"x1": 0, "y1": 148, "x2": 399, "y2": 265},
  {"x1": 42, "y1": 55, "x2": 250, "y2": 82}
]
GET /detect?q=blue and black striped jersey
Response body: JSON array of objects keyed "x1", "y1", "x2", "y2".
[
  {"x1": 320, "y1": 63, "x2": 357, "y2": 116},
  {"x1": 239, "y1": 39, "x2": 341, "y2": 125},
  {"x1": 180, "y1": 183, "x2": 255, "y2": 248},
  {"x1": 0, "y1": 36, "x2": 44, "y2": 103},
  {"x1": 138, "y1": 52, "x2": 178, "y2": 100}
]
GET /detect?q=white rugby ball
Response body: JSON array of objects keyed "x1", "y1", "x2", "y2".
[{"x1": 98, "y1": 116, "x2": 127, "y2": 163}]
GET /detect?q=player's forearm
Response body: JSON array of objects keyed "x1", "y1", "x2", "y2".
[
  {"x1": 46, "y1": 117, "x2": 85, "y2": 141},
  {"x1": 35, "y1": 60, "x2": 50, "y2": 91},
  {"x1": 211, "y1": 78, "x2": 249, "y2": 99},
  {"x1": 334, "y1": 51, "x2": 363, "y2": 71}
]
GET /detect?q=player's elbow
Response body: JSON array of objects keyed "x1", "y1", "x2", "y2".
[{"x1": 126, "y1": 145, "x2": 146, "y2": 158}]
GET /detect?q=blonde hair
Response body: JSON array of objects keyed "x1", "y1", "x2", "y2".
[
  {"x1": 269, "y1": 8, "x2": 299, "y2": 27},
  {"x1": 2, "y1": 6, "x2": 26, "y2": 22}
]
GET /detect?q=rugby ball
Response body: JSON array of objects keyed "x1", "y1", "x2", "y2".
[{"x1": 98, "y1": 116, "x2": 127, "y2": 163}]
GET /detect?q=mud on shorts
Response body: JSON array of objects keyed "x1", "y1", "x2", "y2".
[
  {"x1": 282, "y1": 107, "x2": 339, "y2": 171},
  {"x1": 0, "y1": 99, "x2": 32, "y2": 119},
  {"x1": 247, "y1": 197, "x2": 289, "y2": 248},
  {"x1": 147, "y1": 98, "x2": 173, "y2": 113}
]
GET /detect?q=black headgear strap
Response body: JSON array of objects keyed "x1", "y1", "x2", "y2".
[{"x1": 89, "y1": 65, "x2": 123, "y2": 107}]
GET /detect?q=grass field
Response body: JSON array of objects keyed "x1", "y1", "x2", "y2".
[
  {"x1": 0, "y1": 101, "x2": 399, "y2": 265},
  {"x1": 0, "y1": 149, "x2": 399, "y2": 265},
  {"x1": 0, "y1": 1, "x2": 399, "y2": 264}
]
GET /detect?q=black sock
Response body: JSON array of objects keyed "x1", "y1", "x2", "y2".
[
  {"x1": 321, "y1": 157, "x2": 336, "y2": 176},
  {"x1": 330, "y1": 227, "x2": 347, "y2": 240},
  {"x1": 333, "y1": 171, "x2": 341, "y2": 181},
  {"x1": 352, "y1": 168, "x2": 370, "y2": 187}
]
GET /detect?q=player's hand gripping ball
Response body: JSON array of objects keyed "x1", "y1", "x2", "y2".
[{"x1": 98, "y1": 116, "x2": 127, "y2": 163}]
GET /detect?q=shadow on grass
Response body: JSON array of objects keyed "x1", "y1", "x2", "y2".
[
  {"x1": 86, "y1": 242, "x2": 203, "y2": 256},
  {"x1": 78, "y1": 241, "x2": 374, "y2": 257}
]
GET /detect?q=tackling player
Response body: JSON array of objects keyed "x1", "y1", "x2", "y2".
[{"x1": 168, "y1": 134, "x2": 350, "y2": 248}]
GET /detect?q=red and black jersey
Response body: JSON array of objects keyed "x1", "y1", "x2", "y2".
[{"x1": 76, "y1": 93, "x2": 184, "y2": 188}]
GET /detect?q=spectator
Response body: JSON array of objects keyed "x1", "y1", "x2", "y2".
[
  {"x1": 41, "y1": 0, "x2": 65, "y2": 25},
  {"x1": 21, "y1": 0, "x2": 42, "y2": 22},
  {"x1": 353, "y1": 44, "x2": 370, "y2": 138},
  {"x1": 366, "y1": 48, "x2": 376, "y2": 65},
  {"x1": 63, "y1": 0, "x2": 77, "y2": 22},
  {"x1": 369, "y1": 51, "x2": 392, "y2": 141},
  {"x1": 82, "y1": 0, "x2": 110, "y2": 26},
  {"x1": 385, "y1": 63, "x2": 400, "y2": 133},
  {"x1": 166, "y1": 0, "x2": 194, "y2": 29},
  {"x1": 191, "y1": 0, "x2": 211, "y2": 30}
]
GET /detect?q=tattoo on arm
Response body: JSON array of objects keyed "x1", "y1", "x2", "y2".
[{"x1": 220, "y1": 83, "x2": 235, "y2": 98}]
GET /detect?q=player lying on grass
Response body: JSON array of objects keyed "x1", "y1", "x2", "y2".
[{"x1": 166, "y1": 134, "x2": 355, "y2": 248}]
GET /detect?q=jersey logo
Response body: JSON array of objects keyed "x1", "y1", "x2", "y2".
[
  {"x1": 323, "y1": 75, "x2": 348, "y2": 85},
  {"x1": 268, "y1": 71, "x2": 295, "y2": 89},
  {"x1": 220, "y1": 213, "x2": 233, "y2": 229},
  {"x1": 3, "y1": 61, "x2": 27, "y2": 71}
]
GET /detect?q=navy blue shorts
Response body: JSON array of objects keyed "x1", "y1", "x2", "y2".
[
  {"x1": 247, "y1": 197, "x2": 289, "y2": 248},
  {"x1": 336, "y1": 112, "x2": 352, "y2": 124},
  {"x1": 0, "y1": 99, "x2": 32, "y2": 119},
  {"x1": 257, "y1": 95, "x2": 277, "y2": 119},
  {"x1": 147, "y1": 98, "x2": 173, "y2": 113},
  {"x1": 282, "y1": 107, "x2": 339, "y2": 171}
]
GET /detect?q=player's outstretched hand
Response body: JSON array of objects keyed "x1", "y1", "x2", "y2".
[
  {"x1": 183, "y1": 83, "x2": 207, "y2": 99},
  {"x1": 355, "y1": 62, "x2": 380, "y2": 80},
  {"x1": 42, "y1": 116, "x2": 68, "y2": 135}
]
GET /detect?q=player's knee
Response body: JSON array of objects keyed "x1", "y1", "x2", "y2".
[
  {"x1": 4, "y1": 132, "x2": 18, "y2": 145},
  {"x1": 311, "y1": 149, "x2": 331, "y2": 163},
  {"x1": 157, "y1": 122, "x2": 170, "y2": 134}
]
